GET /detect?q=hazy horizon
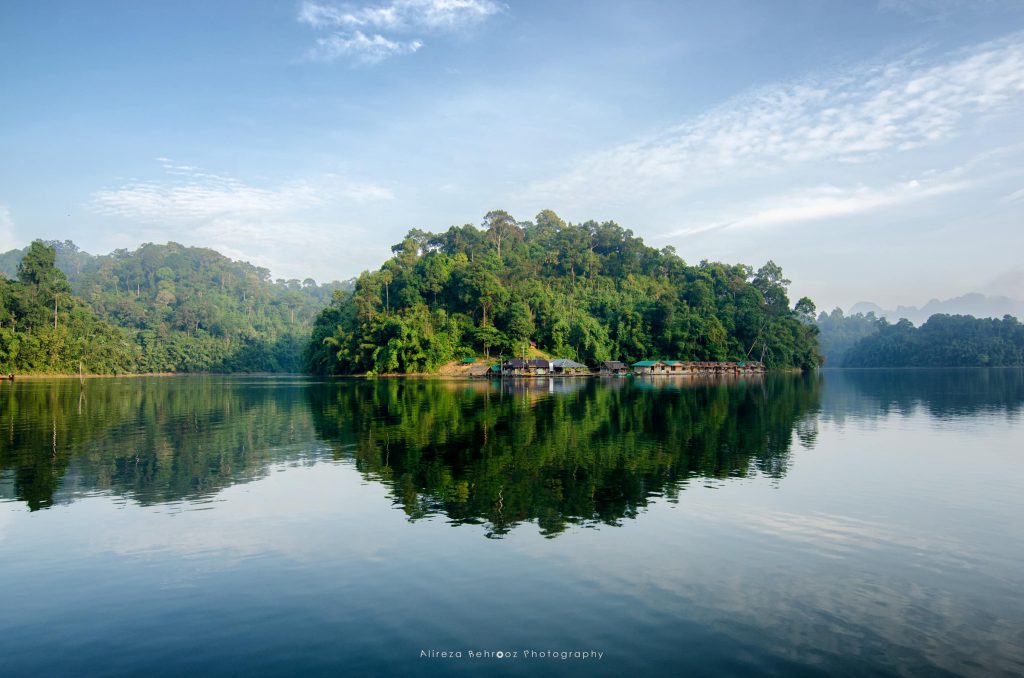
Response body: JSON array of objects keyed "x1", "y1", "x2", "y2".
[{"x1": 2, "y1": 1, "x2": 1023, "y2": 312}]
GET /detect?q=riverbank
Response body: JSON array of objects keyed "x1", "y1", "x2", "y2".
[{"x1": 3, "y1": 372, "x2": 307, "y2": 380}]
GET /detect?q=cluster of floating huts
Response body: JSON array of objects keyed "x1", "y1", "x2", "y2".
[{"x1": 472, "y1": 358, "x2": 765, "y2": 378}]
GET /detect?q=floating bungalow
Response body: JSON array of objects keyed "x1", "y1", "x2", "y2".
[
  {"x1": 494, "y1": 358, "x2": 592, "y2": 377},
  {"x1": 632, "y1": 360, "x2": 767, "y2": 376},
  {"x1": 631, "y1": 360, "x2": 667, "y2": 375},
  {"x1": 485, "y1": 357, "x2": 766, "y2": 378},
  {"x1": 550, "y1": 358, "x2": 589, "y2": 375},
  {"x1": 500, "y1": 358, "x2": 553, "y2": 376},
  {"x1": 599, "y1": 360, "x2": 629, "y2": 376}
]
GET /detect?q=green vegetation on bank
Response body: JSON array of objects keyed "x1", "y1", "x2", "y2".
[
  {"x1": 307, "y1": 210, "x2": 820, "y2": 374},
  {"x1": 0, "y1": 240, "x2": 348, "y2": 374},
  {"x1": 0, "y1": 241, "x2": 138, "y2": 373},
  {"x1": 842, "y1": 314, "x2": 1024, "y2": 367},
  {"x1": 815, "y1": 308, "x2": 1024, "y2": 367}
]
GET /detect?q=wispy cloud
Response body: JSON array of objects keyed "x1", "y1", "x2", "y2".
[
  {"x1": 91, "y1": 171, "x2": 321, "y2": 223},
  {"x1": 86, "y1": 161, "x2": 394, "y2": 280},
  {"x1": 526, "y1": 33, "x2": 1024, "y2": 205},
  {"x1": 668, "y1": 175, "x2": 969, "y2": 237},
  {"x1": 299, "y1": 0, "x2": 502, "y2": 31},
  {"x1": 90, "y1": 159, "x2": 392, "y2": 223},
  {"x1": 309, "y1": 31, "x2": 422, "y2": 64},
  {"x1": 298, "y1": 0, "x2": 503, "y2": 63}
]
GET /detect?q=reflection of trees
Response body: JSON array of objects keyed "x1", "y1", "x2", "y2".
[
  {"x1": 0, "y1": 378, "x2": 319, "y2": 511},
  {"x1": 309, "y1": 375, "x2": 821, "y2": 538},
  {"x1": 0, "y1": 375, "x2": 822, "y2": 531},
  {"x1": 821, "y1": 368, "x2": 1024, "y2": 423}
]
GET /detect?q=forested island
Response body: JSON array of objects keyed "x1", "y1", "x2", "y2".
[{"x1": 305, "y1": 210, "x2": 821, "y2": 374}]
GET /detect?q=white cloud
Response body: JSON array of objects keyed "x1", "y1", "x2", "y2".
[
  {"x1": 85, "y1": 161, "x2": 394, "y2": 280},
  {"x1": 668, "y1": 175, "x2": 970, "y2": 237},
  {"x1": 89, "y1": 161, "x2": 392, "y2": 224},
  {"x1": 526, "y1": 33, "x2": 1024, "y2": 205},
  {"x1": 307, "y1": 31, "x2": 423, "y2": 64},
  {"x1": 298, "y1": 0, "x2": 502, "y2": 31},
  {"x1": 298, "y1": 0, "x2": 503, "y2": 64}
]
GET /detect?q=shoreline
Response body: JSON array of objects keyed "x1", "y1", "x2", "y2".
[
  {"x1": 3, "y1": 372, "x2": 310, "y2": 381},
  {"x1": 4, "y1": 366, "x2": 840, "y2": 381}
]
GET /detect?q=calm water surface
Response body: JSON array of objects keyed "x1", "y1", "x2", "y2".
[{"x1": 1, "y1": 370, "x2": 1022, "y2": 676}]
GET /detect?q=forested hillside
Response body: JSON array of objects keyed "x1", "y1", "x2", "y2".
[
  {"x1": 307, "y1": 210, "x2": 820, "y2": 374},
  {"x1": 1, "y1": 240, "x2": 348, "y2": 373},
  {"x1": 1, "y1": 242, "x2": 138, "y2": 373},
  {"x1": 842, "y1": 314, "x2": 1024, "y2": 367}
]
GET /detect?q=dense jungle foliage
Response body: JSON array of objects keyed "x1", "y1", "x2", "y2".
[
  {"x1": 0, "y1": 241, "x2": 139, "y2": 373},
  {"x1": 307, "y1": 210, "x2": 821, "y2": 374},
  {"x1": 841, "y1": 314, "x2": 1024, "y2": 367},
  {"x1": 0, "y1": 240, "x2": 347, "y2": 373}
]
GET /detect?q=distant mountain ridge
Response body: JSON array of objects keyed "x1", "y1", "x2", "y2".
[{"x1": 849, "y1": 293, "x2": 1024, "y2": 326}]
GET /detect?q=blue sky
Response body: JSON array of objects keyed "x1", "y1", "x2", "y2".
[{"x1": 1, "y1": 0, "x2": 1023, "y2": 311}]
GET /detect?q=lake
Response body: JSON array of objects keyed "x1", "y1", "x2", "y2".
[{"x1": 1, "y1": 370, "x2": 1022, "y2": 676}]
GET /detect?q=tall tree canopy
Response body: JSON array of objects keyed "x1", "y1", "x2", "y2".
[{"x1": 307, "y1": 211, "x2": 821, "y2": 374}]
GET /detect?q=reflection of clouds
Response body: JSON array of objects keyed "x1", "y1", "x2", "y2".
[
  {"x1": 75, "y1": 461, "x2": 400, "y2": 578},
  {"x1": 564, "y1": 510, "x2": 1022, "y2": 675},
  {"x1": 735, "y1": 510, "x2": 966, "y2": 558}
]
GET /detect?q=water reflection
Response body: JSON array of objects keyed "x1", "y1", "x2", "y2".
[
  {"x1": 8, "y1": 370, "x2": 1021, "y2": 529},
  {"x1": 1, "y1": 375, "x2": 821, "y2": 536},
  {"x1": 0, "y1": 377, "x2": 324, "y2": 511},
  {"x1": 821, "y1": 368, "x2": 1024, "y2": 422},
  {"x1": 2, "y1": 372, "x2": 1021, "y2": 676},
  {"x1": 309, "y1": 375, "x2": 820, "y2": 537}
]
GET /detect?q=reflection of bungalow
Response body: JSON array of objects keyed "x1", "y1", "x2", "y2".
[
  {"x1": 550, "y1": 358, "x2": 589, "y2": 375},
  {"x1": 599, "y1": 360, "x2": 628, "y2": 376},
  {"x1": 501, "y1": 358, "x2": 553, "y2": 376},
  {"x1": 631, "y1": 360, "x2": 668, "y2": 375}
]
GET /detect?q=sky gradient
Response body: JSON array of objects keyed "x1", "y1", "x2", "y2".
[{"x1": 2, "y1": 0, "x2": 1023, "y2": 311}]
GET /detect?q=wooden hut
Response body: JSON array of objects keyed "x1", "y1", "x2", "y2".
[
  {"x1": 631, "y1": 360, "x2": 667, "y2": 376},
  {"x1": 599, "y1": 360, "x2": 628, "y2": 376},
  {"x1": 664, "y1": 360, "x2": 687, "y2": 374},
  {"x1": 550, "y1": 358, "x2": 589, "y2": 375},
  {"x1": 501, "y1": 358, "x2": 553, "y2": 376}
]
